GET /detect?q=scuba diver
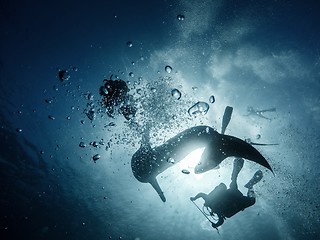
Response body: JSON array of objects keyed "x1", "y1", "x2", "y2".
[
  {"x1": 245, "y1": 106, "x2": 276, "y2": 120},
  {"x1": 190, "y1": 158, "x2": 263, "y2": 228},
  {"x1": 99, "y1": 78, "x2": 137, "y2": 120}
]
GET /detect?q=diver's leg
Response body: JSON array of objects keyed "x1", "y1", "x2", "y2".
[
  {"x1": 230, "y1": 158, "x2": 244, "y2": 189},
  {"x1": 190, "y1": 193, "x2": 208, "y2": 202},
  {"x1": 242, "y1": 171, "x2": 262, "y2": 206},
  {"x1": 244, "y1": 170, "x2": 263, "y2": 189},
  {"x1": 257, "y1": 113, "x2": 272, "y2": 120}
]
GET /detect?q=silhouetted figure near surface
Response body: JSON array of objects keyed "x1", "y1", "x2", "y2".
[
  {"x1": 190, "y1": 158, "x2": 263, "y2": 228},
  {"x1": 99, "y1": 78, "x2": 136, "y2": 120}
]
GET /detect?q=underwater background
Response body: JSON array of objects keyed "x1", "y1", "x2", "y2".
[{"x1": 1, "y1": 0, "x2": 319, "y2": 239}]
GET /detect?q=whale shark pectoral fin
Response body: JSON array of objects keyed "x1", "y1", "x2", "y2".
[
  {"x1": 222, "y1": 135, "x2": 274, "y2": 173},
  {"x1": 149, "y1": 177, "x2": 166, "y2": 202}
]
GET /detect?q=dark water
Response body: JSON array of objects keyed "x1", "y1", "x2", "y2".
[{"x1": 1, "y1": 0, "x2": 320, "y2": 239}]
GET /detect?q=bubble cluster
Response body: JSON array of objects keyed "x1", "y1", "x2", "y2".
[
  {"x1": 58, "y1": 69, "x2": 70, "y2": 82},
  {"x1": 177, "y1": 14, "x2": 185, "y2": 21}
]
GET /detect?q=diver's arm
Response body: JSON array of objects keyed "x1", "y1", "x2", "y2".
[
  {"x1": 190, "y1": 193, "x2": 207, "y2": 201},
  {"x1": 211, "y1": 215, "x2": 224, "y2": 228}
]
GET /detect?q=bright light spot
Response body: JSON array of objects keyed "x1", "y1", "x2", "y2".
[{"x1": 176, "y1": 147, "x2": 205, "y2": 179}]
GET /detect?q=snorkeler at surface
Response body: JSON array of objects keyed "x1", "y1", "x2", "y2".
[
  {"x1": 245, "y1": 106, "x2": 276, "y2": 120},
  {"x1": 190, "y1": 158, "x2": 263, "y2": 228},
  {"x1": 99, "y1": 78, "x2": 136, "y2": 120}
]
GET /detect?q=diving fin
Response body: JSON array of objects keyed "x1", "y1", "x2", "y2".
[
  {"x1": 221, "y1": 106, "x2": 233, "y2": 134},
  {"x1": 244, "y1": 170, "x2": 263, "y2": 189}
]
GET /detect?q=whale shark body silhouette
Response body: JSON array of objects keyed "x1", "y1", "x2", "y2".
[{"x1": 131, "y1": 126, "x2": 273, "y2": 202}]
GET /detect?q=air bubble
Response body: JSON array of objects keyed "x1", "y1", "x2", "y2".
[
  {"x1": 167, "y1": 157, "x2": 175, "y2": 164},
  {"x1": 106, "y1": 122, "x2": 116, "y2": 127},
  {"x1": 126, "y1": 41, "x2": 133, "y2": 47},
  {"x1": 171, "y1": 88, "x2": 181, "y2": 100},
  {"x1": 86, "y1": 109, "x2": 96, "y2": 121},
  {"x1": 182, "y1": 169, "x2": 190, "y2": 174},
  {"x1": 209, "y1": 95, "x2": 215, "y2": 103},
  {"x1": 87, "y1": 93, "x2": 94, "y2": 101},
  {"x1": 165, "y1": 65, "x2": 172, "y2": 73},
  {"x1": 93, "y1": 154, "x2": 100, "y2": 161},
  {"x1": 188, "y1": 102, "x2": 209, "y2": 117},
  {"x1": 79, "y1": 142, "x2": 86, "y2": 148}
]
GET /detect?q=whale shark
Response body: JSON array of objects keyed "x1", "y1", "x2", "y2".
[{"x1": 131, "y1": 125, "x2": 273, "y2": 202}]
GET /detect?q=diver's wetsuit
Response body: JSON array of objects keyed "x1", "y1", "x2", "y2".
[
  {"x1": 206, "y1": 185, "x2": 255, "y2": 218},
  {"x1": 192, "y1": 183, "x2": 255, "y2": 227}
]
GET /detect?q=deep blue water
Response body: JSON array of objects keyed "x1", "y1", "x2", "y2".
[{"x1": 1, "y1": 0, "x2": 320, "y2": 239}]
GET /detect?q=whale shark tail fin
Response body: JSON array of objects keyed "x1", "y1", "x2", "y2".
[
  {"x1": 221, "y1": 135, "x2": 274, "y2": 174},
  {"x1": 149, "y1": 177, "x2": 166, "y2": 202}
]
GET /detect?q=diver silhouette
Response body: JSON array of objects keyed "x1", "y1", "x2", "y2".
[
  {"x1": 190, "y1": 158, "x2": 263, "y2": 228},
  {"x1": 99, "y1": 78, "x2": 136, "y2": 120}
]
